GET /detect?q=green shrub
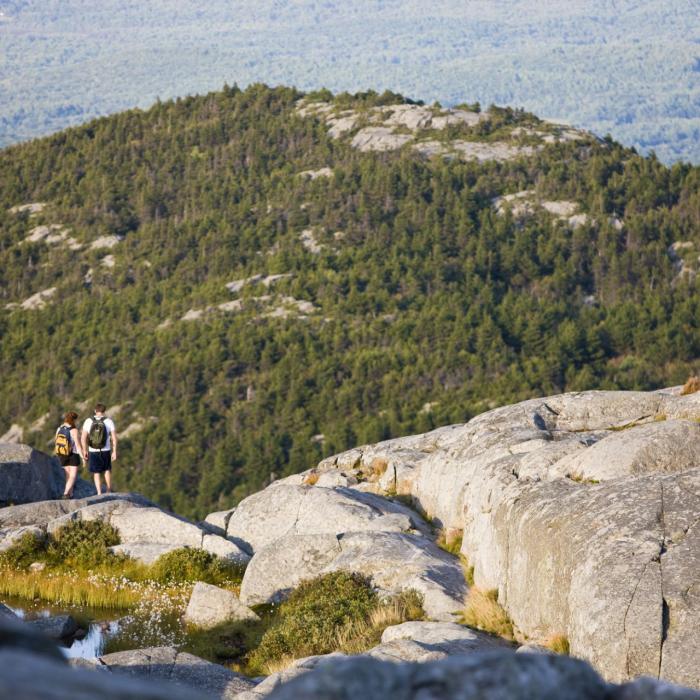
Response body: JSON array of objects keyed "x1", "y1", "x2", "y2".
[
  {"x1": 249, "y1": 571, "x2": 377, "y2": 672},
  {"x1": 149, "y1": 547, "x2": 243, "y2": 585},
  {"x1": 47, "y1": 519, "x2": 120, "y2": 568},
  {"x1": 0, "y1": 532, "x2": 46, "y2": 570}
]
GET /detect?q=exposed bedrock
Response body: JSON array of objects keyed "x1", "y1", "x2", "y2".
[{"x1": 306, "y1": 389, "x2": 700, "y2": 687}]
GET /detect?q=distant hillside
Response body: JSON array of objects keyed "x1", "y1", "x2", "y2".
[
  {"x1": 1, "y1": 0, "x2": 700, "y2": 163},
  {"x1": 0, "y1": 84, "x2": 698, "y2": 518}
]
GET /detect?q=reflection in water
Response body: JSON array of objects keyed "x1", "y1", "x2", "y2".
[{"x1": 62, "y1": 621, "x2": 120, "y2": 659}]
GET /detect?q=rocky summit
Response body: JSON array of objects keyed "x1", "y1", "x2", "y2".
[{"x1": 0, "y1": 387, "x2": 698, "y2": 699}]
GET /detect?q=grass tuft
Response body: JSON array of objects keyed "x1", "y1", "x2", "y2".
[
  {"x1": 370, "y1": 458, "x2": 388, "y2": 478},
  {"x1": 545, "y1": 634, "x2": 570, "y2": 655},
  {"x1": 303, "y1": 471, "x2": 320, "y2": 486},
  {"x1": 680, "y1": 376, "x2": 700, "y2": 396},
  {"x1": 462, "y1": 587, "x2": 514, "y2": 641}
]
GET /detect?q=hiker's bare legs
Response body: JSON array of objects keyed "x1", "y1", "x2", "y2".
[
  {"x1": 93, "y1": 472, "x2": 103, "y2": 495},
  {"x1": 63, "y1": 466, "x2": 78, "y2": 498},
  {"x1": 104, "y1": 470, "x2": 113, "y2": 493}
]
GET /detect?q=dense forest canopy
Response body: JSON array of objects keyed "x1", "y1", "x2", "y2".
[
  {"x1": 0, "y1": 84, "x2": 698, "y2": 518},
  {"x1": 1, "y1": 0, "x2": 699, "y2": 163}
]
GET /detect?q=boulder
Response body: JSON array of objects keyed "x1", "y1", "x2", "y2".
[
  {"x1": 184, "y1": 582, "x2": 259, "y2": 628},
  {"x1": 265, "y1": 652, "x2": 609, "y2": 700},
  {"x1": 27, "y1": 614, "x2": 79, "y2": 640},
  {"x1": 99, "y1": 646, "x2": 256, "y2": 699},
  {"x1": 0, "y1": 443, "x2": 97, "y2": 505},
  {"x1": 239, "y1": 530, "x2": 466, "y2": 621},
  {"x1": 201, "y1": 534, "x2": 251, "y2": 564},
  {"x1": 380, "y1": 620, "x2": 510, "y2": 653},
  {"x1": 202, "y1": 509, "x2": 235, "y2": 537},
  {"x1": 110, "y1": 507, "x2": 204, "y2": 547},
  {"x1": 0, "y1": 444, "x2": 69, "y2": 504},
  {"x1": 0, "y1": 493, "x2": 152, "y2": 530},
  {"x1": 225, "y1": 483, "x2": 427, "y2": 553}
]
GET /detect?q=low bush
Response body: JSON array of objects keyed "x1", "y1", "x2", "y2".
[
  {"x1": 247, "y1": 572, "x2": 424, "y2": 674},
  {"x1": 149, "y1": 547, "x2": 243, "y2": 586},
  {"x1": 47, "y1": 520, "x2": 120, "y2": 568},
  {"x1": 248, "y1": 571, "x2": 378, "y2": 672}
]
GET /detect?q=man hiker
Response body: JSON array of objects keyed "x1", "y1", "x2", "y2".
[{"x1": 81, "y1": 403, "x2": 118, "y2": 495}]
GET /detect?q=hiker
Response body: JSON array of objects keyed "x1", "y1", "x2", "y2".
[
  {"x1": 81, "y1": 403, "x2": 118, "y2": 495},
  {"x1": 55, "y1": 411, "x2": 87, "y2": 499}
]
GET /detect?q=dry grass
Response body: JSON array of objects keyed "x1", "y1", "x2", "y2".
[
  {"x1": 545, "y1": 634, "x2": 570, "y2": 655},
  {"x1": 462, "y1": 587, "x2": 514, "y2": 641},
  {"x1": 303, "y1": 471, "x2": 320, "y2": 486},
  {"x1": 680, "y1": 376, "x2": 700, "y2": 396},
  {"x1": 460, "y1": 556, "x2": 475, "y2": 586},
  {"x1": 0, "y1": 568, "x2": 143, "y2": 609},
  {"x1": 370, "y1": 457, "x2": 389, "y2": 478}
]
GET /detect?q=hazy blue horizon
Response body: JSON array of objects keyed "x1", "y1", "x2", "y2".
[{"x1": 1, "y1": 0, "x2": 699, "y2": 163}]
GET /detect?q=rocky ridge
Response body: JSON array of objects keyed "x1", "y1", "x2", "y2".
[
  {"x1": 297, "y1": 387, "x2": 700, "y2": 688},
  {"x1": 296, "y1": 99, "x2": 592, "y2": 162},
  {"x1": 1, "y1": 387, "x2": 699, "y2": 698}
]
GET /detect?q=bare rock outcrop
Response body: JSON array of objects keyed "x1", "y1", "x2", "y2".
[{"x1": 308, "y1": 389, "x2": 700, "y2": 688}]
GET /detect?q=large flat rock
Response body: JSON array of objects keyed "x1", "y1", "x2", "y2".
[
  {"x1": 99, "y1": 646, "x2": 256, "y2": 699},
  {"x1": 225, "y1": 483, "x2": 427, "y2": 552}
]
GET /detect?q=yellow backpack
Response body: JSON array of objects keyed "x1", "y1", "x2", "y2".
[{"x1": 54, "y1": 425, "x2": 72, "y2": 457}]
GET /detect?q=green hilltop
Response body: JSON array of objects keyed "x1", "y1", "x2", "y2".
[{"x1": 0, "y1": 84, "x2": 698, "y2": 518}]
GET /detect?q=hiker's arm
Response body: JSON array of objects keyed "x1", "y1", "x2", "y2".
[
  {"x1": 81, "y1": 430, "x2": 88, "y2": 458},
  {"x1": 71, "y1": 427, "x2": 85, "y2": 459},
  {"x1": 111, "y1": 427, "x2": 118, "y2": 460}
]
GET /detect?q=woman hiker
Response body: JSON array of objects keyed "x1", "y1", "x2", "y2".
[{"x1": 55, "y1": 411, "x2": 87, "y2": 499}]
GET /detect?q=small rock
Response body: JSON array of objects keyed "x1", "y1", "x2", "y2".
[{"x1": 184, "y1": 582, "x2": 260, "y2": 629}]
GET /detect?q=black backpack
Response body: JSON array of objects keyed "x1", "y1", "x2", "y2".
[
  {"x1": 54, "y1": 425, "x2": 72, "y2": 457},
  {"x1": 88, "y1": 416, "x2": 108, "y2": 449}
]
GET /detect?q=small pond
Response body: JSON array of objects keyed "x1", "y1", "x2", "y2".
[{"x1": 3, "y1": 595, "x2": 177, "y2": 659}]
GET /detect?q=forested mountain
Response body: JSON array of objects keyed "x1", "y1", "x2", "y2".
[
  {"x1": 0, "y1": 84, "x2": 699, "y2": 518},
  {"x1": 1, "y1": 0, "x2": 699, "y2": 163}
]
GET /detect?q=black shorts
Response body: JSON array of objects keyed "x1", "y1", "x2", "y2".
[
  {"x1": 59, "y1": 453, "x2": 80, "y2": 467},
  {"x1": 88, "y1": 451, "x2": 112, "y2": 473}
]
